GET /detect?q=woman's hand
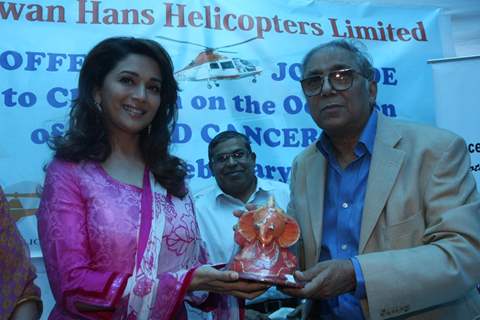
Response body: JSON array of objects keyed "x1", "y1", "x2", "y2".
[{"x1": 189, "y1": 265, "x2": 270, "y2": 299}]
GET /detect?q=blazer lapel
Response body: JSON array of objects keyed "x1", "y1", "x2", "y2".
[
  {"x1": 359, "y1": 115, "x2": 405, "y2": 253},
  {"x1": 305, "y1": 149, "x2": 327, "y2": 263}
]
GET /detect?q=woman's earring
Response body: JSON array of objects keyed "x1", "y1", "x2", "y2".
[
  {"x1": 148, "y1": 124, "x2": 152, "y2": 136},
  {"x1": 94, "y1": 102, "x2": 102, "y2": 112}
]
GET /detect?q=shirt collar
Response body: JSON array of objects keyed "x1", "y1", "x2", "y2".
[
  {"x1": 316, "y1": 109, "x2": 378, "y2": 158},
  {"x1": 256, "y1": 177, "x2": 275, "y2": 192},
  {"x1": 213, "y1": 182, "x2": 227, "y2": 199},
  {"x1": 213, "y1": 177, "x2": 269, "y2": 202},
  {"x1": 358, "y1": 109, "x2": 377, "y2": 155}
]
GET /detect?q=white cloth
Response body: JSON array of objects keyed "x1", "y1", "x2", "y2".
[{"x1": 127, "y1": 172, "x2": 166, "y2": 319}]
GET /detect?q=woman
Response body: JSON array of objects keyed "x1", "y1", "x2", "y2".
[
  {"x1": 0, "y1": 186, "x2": 42, "y2": 319},
  {"x1": 38, "y1": 37, "x2": 265, "y2": 320}
]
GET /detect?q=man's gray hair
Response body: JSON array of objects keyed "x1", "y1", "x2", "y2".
[{"x1": 301, "y1": 40, "x2": 375, "y2": 81}]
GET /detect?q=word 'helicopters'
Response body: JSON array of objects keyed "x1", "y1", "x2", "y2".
[{"x1": 157, "y1": 36, "x2": 262, "y2": 89}]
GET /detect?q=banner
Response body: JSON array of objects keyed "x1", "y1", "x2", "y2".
[
  {"x1": 0, "y1": 1, "x2": 454, "y2": 316},
  {"x1": 429, "y1": 55, "x2": 480, "y2": 189},
  {"x1": 1, "y1": 0, "x2": 450, "y2": 264}
]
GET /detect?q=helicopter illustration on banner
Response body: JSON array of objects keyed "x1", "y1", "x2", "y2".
[{"x1": 157, "y1": 36, "x2": 263, "y2": 89}]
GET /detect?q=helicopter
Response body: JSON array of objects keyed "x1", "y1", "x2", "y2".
[{"x1": 157, "y1": 36, "x2": 263, "y2": 89}]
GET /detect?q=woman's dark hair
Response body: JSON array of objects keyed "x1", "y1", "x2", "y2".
[{"x1": 50, "y1": 36, "x2": 187, "y2": 197}]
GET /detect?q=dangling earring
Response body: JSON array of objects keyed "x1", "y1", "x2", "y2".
[
  {"x1": 148, "y1": 124, "x2": 152, "y2": 136},
  {"x1": 94, "y1": 101, "x2": 102, "y2": 112}
]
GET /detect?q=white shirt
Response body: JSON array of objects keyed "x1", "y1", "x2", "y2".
[
  {"x1": 187, "y1": 178, "x2": 292, "y2": 319},
  {"x1": 194, "y1": 178, "x2": 292, "y2": 305},
  {"x1": 194, "y1": 177, "x2": 291, "y2": 264}
]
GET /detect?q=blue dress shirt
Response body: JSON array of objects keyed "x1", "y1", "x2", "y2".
[{"x1": 315, "y1": 110, "x2": 378, "y2": 319}]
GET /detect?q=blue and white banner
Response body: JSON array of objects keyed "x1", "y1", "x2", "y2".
[
  {"x1": 1, "y1": 0, "x2": 451, "y2": 258},
  {"x1": 430, "y1": 55, "x2": 480, "y2": 190}
]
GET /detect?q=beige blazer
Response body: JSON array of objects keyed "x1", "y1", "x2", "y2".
[{"x1": 288, "y1": 114, "x2": 480, "y2": 320}]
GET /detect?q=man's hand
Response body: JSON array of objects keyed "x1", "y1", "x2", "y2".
[
  {"x1": 233, "y1": 203, "x2": 258, "y2": 232},
  {"x1": 189, "y1": 265, "x2": 270, "y2": 299},
  {"x1": 281, "y1": 259, "x2": 356, "y2": 300},
  {"x1": 233, "y1": 203, "x2": 258, "y2": 218}
]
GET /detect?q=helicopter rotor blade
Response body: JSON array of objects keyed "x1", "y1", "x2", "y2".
[
  {"x1": 156, "y1": 35, "x2": 211, "y2": 49},
  {"x1": 212, "y1": 37, "x2": 259, "y2": 50},
  {"x1": 217, "y1": 50, "x2": 238, "y2": 54}
]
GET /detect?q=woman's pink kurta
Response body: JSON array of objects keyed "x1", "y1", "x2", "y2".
[{"x1": 38, "y1": 159, "x2": 210, "y2": 319}]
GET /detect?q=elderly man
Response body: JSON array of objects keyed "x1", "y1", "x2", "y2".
[
  {"x1": 192, "y1": 131, "x2": 298, "y2": 319},
  {"x1": 283, "y1": 40, "x2": 480, "y2": 320}
]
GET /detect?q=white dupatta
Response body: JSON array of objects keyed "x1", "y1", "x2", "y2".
[
  {"x1": 124, "y1": 170, "x2": 236, "y2": 319},
  {"x1": 126, "y1": 170, "x2": 166, "y2": 319}
]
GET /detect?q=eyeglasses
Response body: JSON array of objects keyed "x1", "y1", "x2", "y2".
[
  {"x1": 300, "y1": 68, "x2": 367, "y2": 97},
  {"x1": 212, "y1": 150, "x2": 250, "y2": 164}
]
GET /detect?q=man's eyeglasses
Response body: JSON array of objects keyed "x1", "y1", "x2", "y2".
[
  {"x1": 300, "y1": 68, "x2": 368, "y2": 97},
  {"x1": 212, "y1": 150, "x2": 250, "y2": 164}
]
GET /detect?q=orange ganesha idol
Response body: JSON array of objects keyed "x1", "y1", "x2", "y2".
[{"x1": 229, "y1": 195, "x2": 302, "y2": 287}]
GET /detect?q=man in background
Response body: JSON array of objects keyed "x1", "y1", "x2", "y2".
[{"x1": 192, "y1": 131, "x2": 298, "y2": 320}]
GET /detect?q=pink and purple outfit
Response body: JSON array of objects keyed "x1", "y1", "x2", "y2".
[{"x1": 38, "y1": 159, "x2": 221, "y2": 319}]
